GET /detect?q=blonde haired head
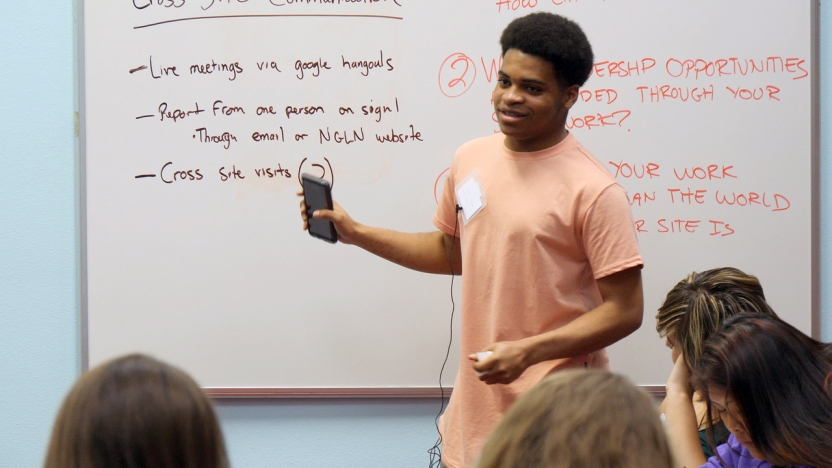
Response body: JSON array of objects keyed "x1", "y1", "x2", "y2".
[
  {"x1": 474, "y1": 370, "x2": 673, "y2": 468},
  {"x1": 655, "y1": 267, "x2": 776, "y2": 371}
]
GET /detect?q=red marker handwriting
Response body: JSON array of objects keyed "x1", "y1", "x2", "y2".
[
  {"x1": 439, "y1": 53, "x2": 476, "y2": 98},
  {"x1": 495, "y1": 0, "x2": 538, "y2": 13},
  {"x1": 566, "y1": 110, "x2": 631, "y2": 130},
  {"x1": 636, "y1": 85, "x2": 714, "y2": 103},
  {"x1": 714, "y1": 191, "x2": 790, "y2": 211},
  {"x1": 591, "y1": 58, "x2": 656, "y2": 78},
  {"x1": 609, "y1": 161, "x2": 660, "y2": 179},
  {"x1": 579, "y1": 88, "x2": 618, "y2": 104},
  {"x1": 480, "y1": 56, "x2": 503, "y2": 83},
  {"x1": 725, "y1": 85, "x2": 780, "y2": 101},
  {"x1": 434, "y1": 167, "x2": 451, "y2": 204},
  {"x1": 709, "y1": 220, "x2": 735, "y2": 236},
  {"x1": 673, "y1": 165, "x2": 736, "y2": 181},
  {"x1": 629, "y1": 192, "x2": 656, "y2": 207},
  {"x1": 667, "y1": 188, "x2": 707, "y2": 204},
  {"x1": 665, "y1": 56, "x2": 808, "y2": 80},
  {"x1": 657, "y1": 219, "x2": 701, "y2": 234}
]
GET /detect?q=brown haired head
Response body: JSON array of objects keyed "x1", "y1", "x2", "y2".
[
  {"x1": 655, "y1": 267, "x2": 776, "y2": 371},
  {"x1": 474, "y1": 370, "x2": 673, "y2": 468},
  {"x1": 44, "y1": 354, "x2": 229, "y2": 468},
  {"x1": 692, "y1": 313, "x2": 832, "y2": 468}
]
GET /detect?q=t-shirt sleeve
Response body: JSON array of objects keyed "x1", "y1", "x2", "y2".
[
  {"x1": 582, "y1": 183, "x2": 643, "y2": 279},
  {"x1": 433, "y1": 163, "x2": 460, "y2": 237}
]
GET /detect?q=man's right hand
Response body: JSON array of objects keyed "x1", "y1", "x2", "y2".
[{"x1": 297, "y1": 190, "x2": 358, "y2": 245}]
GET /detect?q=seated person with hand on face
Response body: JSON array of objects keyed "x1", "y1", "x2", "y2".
[
  {"x1": 43, "y1": 354, "x2": 229, "y2": 468},
  {"x1": 664, "y1": 313, "x2": 832, "y2": 468},
  {"x1": 656, "y1": 267, "x2": 777, "y2": 458}
]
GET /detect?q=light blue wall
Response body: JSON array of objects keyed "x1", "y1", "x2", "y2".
[
  {"x1": 1, "y1": 2, "x2": 830, "y2": 468},
  {"x1": 0, "y1": 2, "x2": 80, "y2": 466},
  {"x1": 819, "y1": 1, "x2": 832, "y2": 345}
]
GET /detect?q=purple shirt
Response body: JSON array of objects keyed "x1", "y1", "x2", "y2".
[{"x1": 701, "y1": 434, "x2": 812, "y2": 468}]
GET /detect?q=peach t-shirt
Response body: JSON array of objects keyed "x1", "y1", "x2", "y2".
[{"x1": 433, "y1": 132, "x2": 643, "y2": 468}]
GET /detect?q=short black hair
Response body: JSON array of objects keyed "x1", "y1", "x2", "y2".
[{"x1": 500, "y1": 12, "x2": 594, "y2": 88}]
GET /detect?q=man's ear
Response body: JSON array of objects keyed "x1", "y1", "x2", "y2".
[{"x1": 563, "y1": 84, "x2": 580, "y2": 110}]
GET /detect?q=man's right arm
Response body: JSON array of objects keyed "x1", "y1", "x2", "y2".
[{"x1": 299, "y1": 193, "x2": 461, "y2": 275}]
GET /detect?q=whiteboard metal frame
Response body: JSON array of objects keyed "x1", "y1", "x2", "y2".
[
  {"x1": 77, "y1": 0, "x2": 91, "y2": 373},
  {"x1": 201, "y1": 385, "x2": 668, "y2": 398},
  {"x1": 811, "y1": 0, "x2": 821, "y2": 340}
]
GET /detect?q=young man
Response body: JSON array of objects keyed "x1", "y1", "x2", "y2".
[{"x1": 300, "y1": 13, "x2": 643, "y2": 468}]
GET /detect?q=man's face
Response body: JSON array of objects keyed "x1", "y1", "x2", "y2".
[{"x1": 493, "y1": 49, "x2": 579, "y2": 152}]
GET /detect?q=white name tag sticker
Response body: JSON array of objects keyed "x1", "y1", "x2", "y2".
[{"x1": 456, "y1": 173, "x2": 485, "y2": 223}]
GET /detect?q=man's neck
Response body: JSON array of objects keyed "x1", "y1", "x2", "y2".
[{"x1": 504, "y1": 127, "x2": 569, "y2": 152}]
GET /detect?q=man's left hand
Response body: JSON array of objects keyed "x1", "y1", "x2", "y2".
[{"x1": 469, "y1": 340, "x2": 530, "y2": 385}]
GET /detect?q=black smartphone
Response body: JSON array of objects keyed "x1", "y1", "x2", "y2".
[{"x1": 302, "y1": 173, "x2": 338, "y2": 243}]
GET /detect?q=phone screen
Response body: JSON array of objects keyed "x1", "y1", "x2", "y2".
[{"x1": 302, "y1": 173, "x2": 338, "y2": 243}]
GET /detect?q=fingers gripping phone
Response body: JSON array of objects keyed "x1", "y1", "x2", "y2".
[{"x1": 302, "y1": 173, "x2": 338, "y2": 243}]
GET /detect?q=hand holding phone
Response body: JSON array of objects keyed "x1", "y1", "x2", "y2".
[{"x1": 301, "y1": 173, "x2": 338, "y2": 243}]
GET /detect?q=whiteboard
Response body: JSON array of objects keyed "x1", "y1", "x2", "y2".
[{"x1": 80, "y1": 0, "x2": 817, "y2": 395}]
